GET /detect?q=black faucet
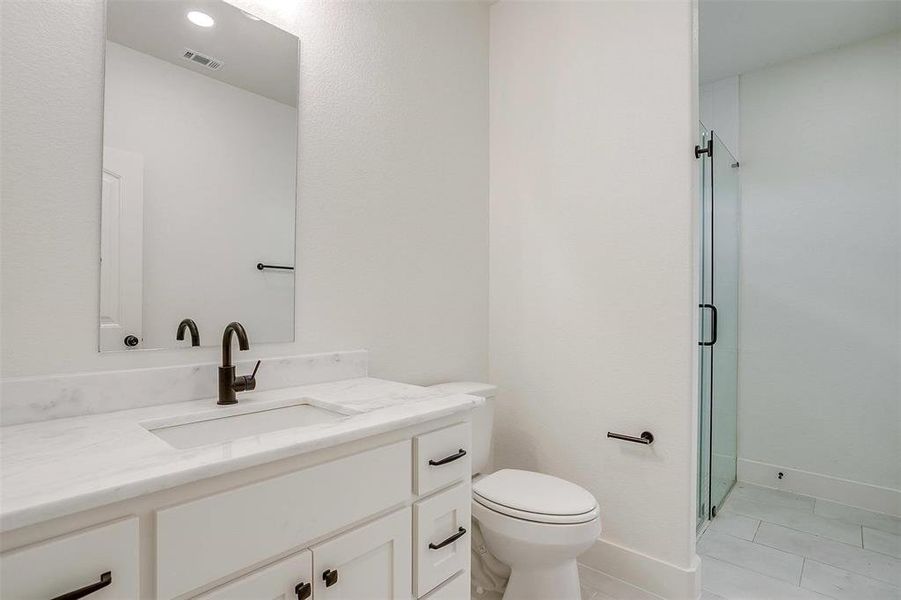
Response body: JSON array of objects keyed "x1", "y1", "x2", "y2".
[
  {"x1": 176, "y1": 318, "x2": 201, "y2": 346},
  {"x1": 218, "y1": 322, "x2": 260, "y2": 405}
]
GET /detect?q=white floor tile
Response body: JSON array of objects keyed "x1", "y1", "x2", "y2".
[
  {"x1": 863, "y1": 527, "x2": 901, "y2": 559},
  {"x1": 725, "y1": 497, "x2": 863, "y2": 546},
  {"x1": 755, "y1": 523, "x2": 901, "y2": 587},
  {"x1": 730, "y1": 484, "x2": 816, "y2": 512},
  {"x1": 699, "y1": 530, "x2": 804, "y2": 584},
  {"x1": 814, "y1": 500, "x2": 901, "y2": 536},
  {"x1": 702, "y1": 555, "x2": 832, "y2": 600},
  {"x1": 707, "y1": 512, "x2": 760, "y2": 541},
  {"x1": 801, "y1": 559, "x2": 901, "y2": 600},
  {"x1": 700, "y1": 590, "x2": 728, "y2": 600}
]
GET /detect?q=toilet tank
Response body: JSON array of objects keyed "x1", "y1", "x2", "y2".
[{"x1": 428, "y1": 382, "x2": 497, "y2": 475}]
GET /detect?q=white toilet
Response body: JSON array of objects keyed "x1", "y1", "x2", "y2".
[{"x1": 430, "y1": 383, "x2": 601, "y2": 600}]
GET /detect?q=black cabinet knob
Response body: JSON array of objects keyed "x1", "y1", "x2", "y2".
[
  {"x1": 294, "y1": 581, "x2": 312, "y2": 600},
  {"x1": 322, "y1": 569, "x2": 338, "y2": 587},
  {"x1": 123, "y1": 335, "x2": 139, "y2": 347}
]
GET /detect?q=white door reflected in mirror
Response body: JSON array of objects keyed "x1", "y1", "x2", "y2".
[{"x1": 99, "y1": 147, "x2": 144, "y2": 351}]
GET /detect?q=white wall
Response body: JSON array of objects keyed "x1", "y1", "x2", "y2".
[
  {"x1": 1, "y1": 0, "x2": 488, "y2": 384},
  {"x1": 699, "y1": 76, "x2": 740, "y2": 161},
  {"x1": 489, "y1": 2, "x2": 699, "y2": 597},
  {"x1": 104, "y1": 42, "x2": 296, "y2": 348},
  {"x1": 738, "y1": 33, "x2": 900, "y2": 494}
]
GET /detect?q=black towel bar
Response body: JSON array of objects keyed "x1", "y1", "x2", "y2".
[
  {"x1": 607, "y1": 431, "x2": 654, "y2": 445},
  {"x1": 257, "y1": 263, "x2": 294, "y2": 271}
]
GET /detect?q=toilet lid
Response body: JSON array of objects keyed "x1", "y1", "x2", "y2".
[{"x1": 472, "y1": 469, "x2": 598, "y2": 521}]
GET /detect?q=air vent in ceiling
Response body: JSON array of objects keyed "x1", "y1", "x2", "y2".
[{"x1": 182, "y1": 48, "x2": 223, "y2": 71}]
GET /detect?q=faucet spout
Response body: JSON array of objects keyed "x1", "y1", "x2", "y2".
[
  {"x1": 221, "y1": 321, "x2": 249, "y2": 367},
  {"x1": 176, "y1": 318, "x2": 201, "y2": 346}
]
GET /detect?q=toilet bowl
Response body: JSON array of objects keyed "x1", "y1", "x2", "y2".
[
  {"x1": 429, "y1": 383, "x2": 602, "y2": 600},
  {"x1": 472, "y1": 469, "x2": 601, "y2": 600}
]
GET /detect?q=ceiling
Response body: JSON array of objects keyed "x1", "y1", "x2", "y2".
[
  {"x1": 107, "y1": 0, "x2": 298, "y2": 106},
  {"x1": 700, "y1": 0, "x2": 901, "y2": 83}
]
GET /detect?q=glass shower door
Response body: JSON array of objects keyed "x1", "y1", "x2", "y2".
[
  {"x1": 697, "y1": 127, "x2": 712, "y2": 528},
  {"x1": 699, "y1": 129, "x2": 740, "y2": 522}
]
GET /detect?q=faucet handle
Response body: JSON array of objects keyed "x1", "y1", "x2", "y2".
[{"x1": 233, "y1": 360, "x2": 261, "y2": 393}]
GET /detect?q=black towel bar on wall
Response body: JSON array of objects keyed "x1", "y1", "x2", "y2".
[
  {"x1": 607, "y1": 431, "x2": 654, "y2": 445},
  {"x1": 256, "y1": 263, "x2": 294, "y2": 271}
]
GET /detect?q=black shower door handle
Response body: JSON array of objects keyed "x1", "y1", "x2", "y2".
[{"x1": 699, "y1": 304, "x2": 717, "y2": 346}]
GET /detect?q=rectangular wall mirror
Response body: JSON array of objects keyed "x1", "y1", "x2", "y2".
[{"x1": 99, "y1": 0, "x2": 298, "y2": 352}]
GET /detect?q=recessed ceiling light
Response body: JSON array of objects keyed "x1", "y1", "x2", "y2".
[
  {"x1": 187, "y1": 11, "x2": 215, "y2": 28},
  {"x1": 241, "y1": 10, "x2": 261, "y2": 21}
]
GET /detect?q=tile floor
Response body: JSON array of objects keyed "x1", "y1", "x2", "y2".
[
  {"x1": 699, "y1": 483, "x2": 900, "y2": 600},
  {"x1": 578, "y1": 483, "x2": 900, "y2": 600}
]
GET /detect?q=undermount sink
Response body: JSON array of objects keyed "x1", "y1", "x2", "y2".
[{"x1": 144, "y1": 399, "x2": 348, "y2": 449}]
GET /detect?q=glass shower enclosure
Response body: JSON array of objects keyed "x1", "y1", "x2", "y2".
[{"x1": 697, "y1": 127, "x2": 740, "y2": 529}]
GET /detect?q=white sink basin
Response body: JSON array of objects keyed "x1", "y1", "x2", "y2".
[{"x1": 144, "y1": 399, "x2": 348, "y2": 449}]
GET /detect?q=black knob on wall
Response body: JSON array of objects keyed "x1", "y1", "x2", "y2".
[{"x1": 123, "y1": 335, "x2": 139, "y2": 347}]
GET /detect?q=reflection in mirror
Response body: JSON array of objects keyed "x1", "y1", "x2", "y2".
[{"x1": 100, "y1": 0, "x2": 298, "y2": 352}]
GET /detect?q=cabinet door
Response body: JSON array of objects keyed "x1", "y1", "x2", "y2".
[
  {"x1": 195, "y1": 550, "x2": 312, "y2": 600},
  {"x1": 313, "y1": 508, "x2": 412, "y2": 600}
]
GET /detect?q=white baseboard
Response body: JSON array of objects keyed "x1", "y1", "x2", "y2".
[
  {"x1": 579, "y1": 538, "x2": 701, "y2": 600},
  {"x1": 738, "y1": 458, "x2": 901, "y2": 518}
]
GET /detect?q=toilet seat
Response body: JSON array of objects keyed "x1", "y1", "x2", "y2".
[{"x1": 472, "y1": 469, "x2": 600, "y2": 525}]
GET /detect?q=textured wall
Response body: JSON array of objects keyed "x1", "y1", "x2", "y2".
[
  {"x1": 1, "y1": 0, "x2": 489, "y2": 384},
  {"x1": 489, "y1": 1, "x2": 699, "y2": 594},
  {"x1": 739, "y1": 33, "x2": 900, "y2": 490}
]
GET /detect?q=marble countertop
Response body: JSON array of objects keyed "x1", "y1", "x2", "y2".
[{"x1": 0, "y1": 377, "x2": 481, "y2": 533}]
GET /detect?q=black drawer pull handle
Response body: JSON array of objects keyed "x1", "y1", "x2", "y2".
[
  {"x1": 294, "y1": 581, "x2": 312, "y2": 600},
  {"x1": 428, "y1": 449, "x2": 466, "y2": 466},
  {"x1": 322, "y1": 569, "x2": 338, "y2": 587},
  {"x1": 429, "y1": 526, "x2": 467, "y2": 550},
  {"x1": 51, "y1": 571, "x2": 112, "y2": 600}
]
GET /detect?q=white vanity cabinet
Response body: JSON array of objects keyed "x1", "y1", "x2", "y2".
[{"x1": 1, "y1": 419, "x2": 473, "y2": 600}]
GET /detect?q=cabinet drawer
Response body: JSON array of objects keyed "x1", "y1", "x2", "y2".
[
  {"x1": 414, "y1": 481, "x2": 471, "y2": 597},
  {"x1": 312, "y1": 507, "x2": 412, "y2": 600},
  {"x1": 157, "y1": 441, "x2": 411, "y2": 599},
  {"x1": 421, "y1": 570, "x2": 469, "y2": 599},
  {"x1": 195, "y1": 550, "x2": 312, "y2": 600},
  {"x1": 414, "y1": 423, "x2": 471, "y2": 495},
  {"x1": 0, "y1": 518, "x2": 139, "y2": 600}
]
